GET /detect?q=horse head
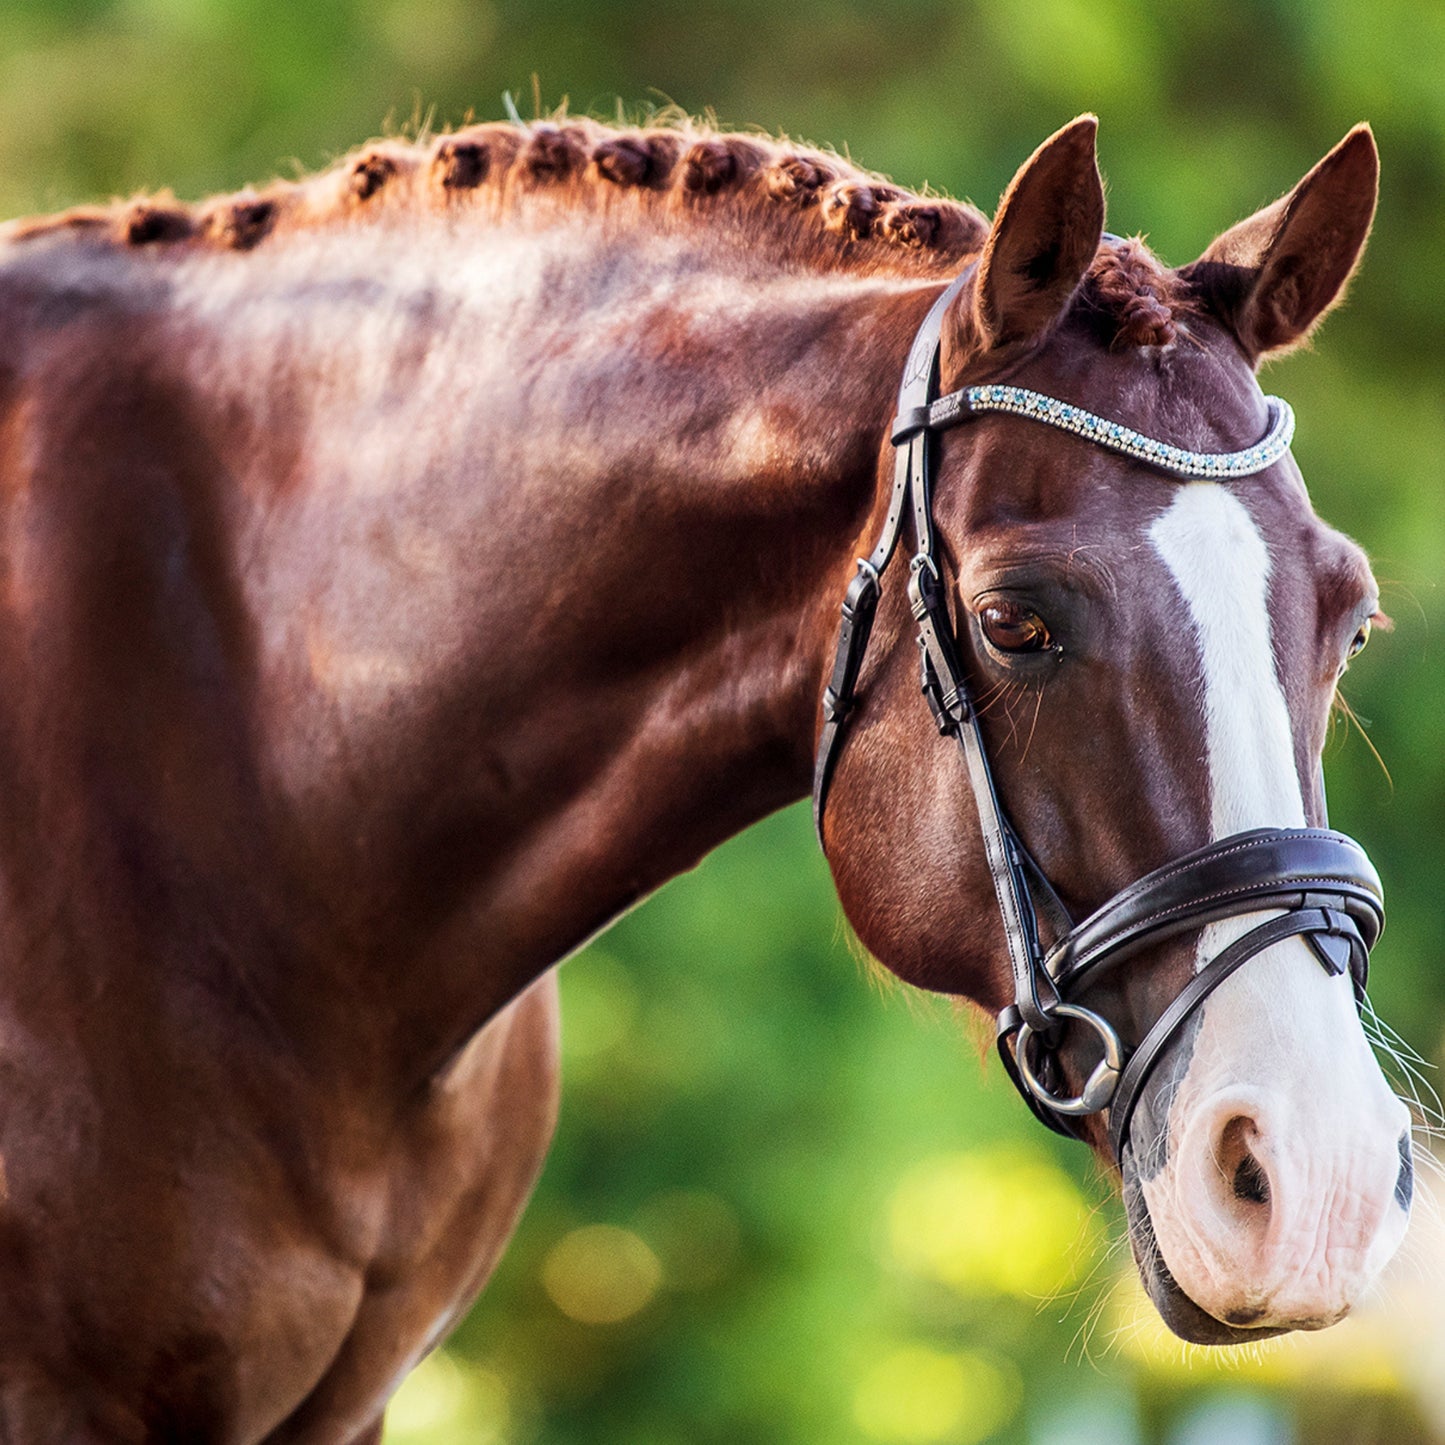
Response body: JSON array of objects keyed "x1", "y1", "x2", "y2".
[{"x1": 821, "y1": 117, "x2": 1410, "y2": 1343}]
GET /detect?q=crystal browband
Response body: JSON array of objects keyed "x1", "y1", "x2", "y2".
[{"x1": 891, "y1": 385, "x2": 1296, "y2": 482}]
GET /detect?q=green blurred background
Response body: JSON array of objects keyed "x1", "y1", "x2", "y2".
[{"x1": 4, "y1": 1, "x2": 1444, "y2": 1441}]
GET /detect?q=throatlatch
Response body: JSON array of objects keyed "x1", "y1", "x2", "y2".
[{"x1": 812, "y1": 264, "x2": 1383, "y2": 1159}]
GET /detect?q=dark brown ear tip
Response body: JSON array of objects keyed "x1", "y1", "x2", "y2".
[
  {"x1": 1297, "y1": 125, "x2": 1379, "y2": 217},
  {"x1": 1054, "y1": 114, "x2": 1100, "y2": 154},
  {"x1": 1029, "y1": 116, "x2": 1104, "y2": 201},
  {"x1": 1333, "y1": 124, "x2": 1380, "y2": 180}
]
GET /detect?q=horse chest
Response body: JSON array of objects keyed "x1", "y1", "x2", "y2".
[{"x1": 0, "y1": 974, "x2": 556, "y2": 1442}]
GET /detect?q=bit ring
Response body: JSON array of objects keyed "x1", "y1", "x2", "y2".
[{"x1": 1015, "y1": 1004, "x2": 1125, "y2": 1117}]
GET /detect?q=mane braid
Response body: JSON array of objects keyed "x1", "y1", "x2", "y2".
[
  {"x1": 1, "y1": 116, "x2": 990, "y2": 276},
  {"x1": 1080, "y1": 237, "x2": 1195, "y2": 349}
]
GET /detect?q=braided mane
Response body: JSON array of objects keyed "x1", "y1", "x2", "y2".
[
  {"x1": 3, "y1": 116, "x2": 989, "y2": 278},
  {"x1": 3, "y1": 115, "x2": 1190, "y2": 342}
]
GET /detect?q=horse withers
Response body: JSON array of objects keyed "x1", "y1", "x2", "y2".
[{"x1": 0, "y1": 110, "x2": 1410, "y2": 1438}]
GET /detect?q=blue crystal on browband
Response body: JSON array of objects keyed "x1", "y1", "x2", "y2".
[{"x1": 920, "y1": 384, "x2": 1295, "y2": 482}]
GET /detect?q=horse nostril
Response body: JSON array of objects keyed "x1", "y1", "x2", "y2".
[
  {"x1": 1395, "y1": 1130, "x2": 1414, "y2": 1212},
  {"x1": 1217, "y1": 1114, "x2": 1272, "y2": 1209},
  {"x1": 1233, "y1": 1151, "x2": 1270, "y2": 1205}
]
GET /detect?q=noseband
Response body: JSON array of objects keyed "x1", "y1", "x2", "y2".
[{"x1": 813, "y1": 269, "x2": 1384, "y2": 1161}]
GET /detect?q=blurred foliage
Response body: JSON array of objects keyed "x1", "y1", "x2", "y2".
[{"x1": 3, "y1": 1, "x2": 1444, "y2": 1441}]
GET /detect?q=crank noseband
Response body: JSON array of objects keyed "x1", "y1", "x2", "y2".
[
  {"x1": 812, "y1": 263, "x2": 1384, "y2": 1160},
  {"x1": 1000, "y1": 828, "x2": 1380, "y2": 1158}
]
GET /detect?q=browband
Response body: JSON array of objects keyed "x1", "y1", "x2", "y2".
[{"x1": 892, "y1": 385, "x2": 1296, "y2": 481}]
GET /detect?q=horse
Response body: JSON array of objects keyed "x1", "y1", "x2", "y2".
[{"x1": 0, "y1": 109, "x2": 1411, "y2": 1439}]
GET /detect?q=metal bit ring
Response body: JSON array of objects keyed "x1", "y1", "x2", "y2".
[{"x1": 1015, "y1": 1004, "x2": 1126, "y2": 1117}]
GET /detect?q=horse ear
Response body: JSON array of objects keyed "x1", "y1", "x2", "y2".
[
  {"x1": 1188, "y1": 126, "x2": 1378, "y2": 361},
  {"x1": 953, "y1": 116, "x2": 1105, "y2": 356}
]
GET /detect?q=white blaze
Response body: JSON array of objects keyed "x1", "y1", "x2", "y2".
[
  {"x1": 1141, "y1": 483, "x2": 1408, "y2": 1329},
  {"x1": 1150, "y1": 484, "x2": 1305, "y2": 836}
]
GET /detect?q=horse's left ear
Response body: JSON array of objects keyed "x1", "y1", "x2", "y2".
[{"x1": 1187, "y1": 126, "x2": 1378, "y2": 361}]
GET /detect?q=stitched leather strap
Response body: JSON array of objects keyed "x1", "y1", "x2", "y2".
[
  {"x1": 995, "y1": 827, "x2": 1378, "y2": 1141},
  {"x1": 1048, "y1": 828, "x2": 1381, "y2": 993},
  {"x1": 812, "y1": 272, "x2": 973, "y2": 845},
  {"x1": 909, "y1": 561, "x2": 1060, "y2": 1033},
  {"x1": 1105, "y1": 904, "x2": 1365, "y2": 1158}
]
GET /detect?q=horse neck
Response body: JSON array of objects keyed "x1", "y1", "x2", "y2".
[{"x1": 122, "y1": 212, "x2": 940, "y2": 1080}]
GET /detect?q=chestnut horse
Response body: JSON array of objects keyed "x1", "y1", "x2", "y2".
[{"x1": 0, "y1": 113, "x2": 1410, "y2": 1439}]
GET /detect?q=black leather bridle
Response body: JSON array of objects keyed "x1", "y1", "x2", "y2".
[{"x1": 812, "y1": 269, "x2": 1384, "y2": 1161}]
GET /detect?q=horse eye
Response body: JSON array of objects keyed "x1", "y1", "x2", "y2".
[
  {"x1": 980, "y1": 600, "x2": 1053, "y2": 654},
  {"x1": 1348, "y1": 621, "x2": 1371, "y2": 659}
]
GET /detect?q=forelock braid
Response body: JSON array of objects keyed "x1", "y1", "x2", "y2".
[{"x1": 1085, "y1": 238, "x2": 1191, "y2": 349}]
